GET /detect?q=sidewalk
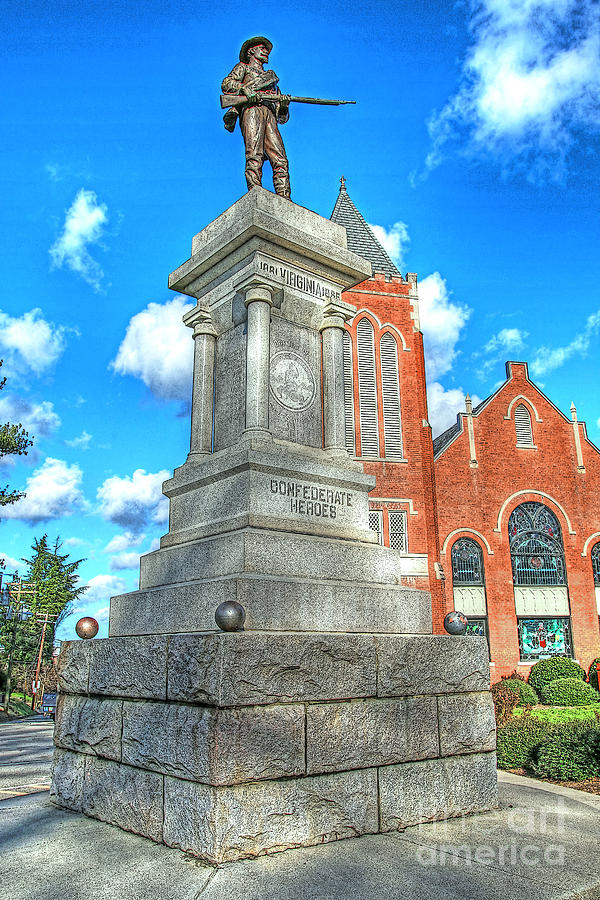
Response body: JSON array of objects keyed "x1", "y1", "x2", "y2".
[{"x1": 1, "y1": 718, "x2": 600, "y2": 900}]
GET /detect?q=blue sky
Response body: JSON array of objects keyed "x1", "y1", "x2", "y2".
[{"x1": 1, "y1": 0, "x2": 599, "y2": 640}]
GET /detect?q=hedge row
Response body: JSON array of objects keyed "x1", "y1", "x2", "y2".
[{"x1": 497, "y1": 717, "x2": 600, "y2": 780}]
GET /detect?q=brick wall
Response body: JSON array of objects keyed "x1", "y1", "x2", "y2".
[{"x1": 434, "y1": 361, "x2": 600, "y2": 678}]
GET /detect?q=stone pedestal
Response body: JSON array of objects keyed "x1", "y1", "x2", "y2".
[
  {"x1": 52, "y1": 632, "x2": 497, "y2": 863},
  {"x1": 51, "y1": 187, "x2": 498, "y2": 861}
]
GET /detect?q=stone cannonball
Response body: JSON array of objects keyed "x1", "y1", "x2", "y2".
[
  {"x1": 215, "y1": 600, "x2": 246, "y2": 632},
  {"x1": 444, "y1": 610, "x2": 469, "y2": 636},
  {"x1": 75, "y1": 616, "x2": 99, "y2": 640}
]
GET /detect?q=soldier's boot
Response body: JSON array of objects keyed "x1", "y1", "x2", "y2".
[{"x1": 273, "y1": 164, "x2": 291, "y2": 199}]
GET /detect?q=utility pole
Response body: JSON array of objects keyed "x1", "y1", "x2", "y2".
[
  {"x1": 2, "y1": 579, "x2": 36, "y2": 714},
  {"x1": 31, "y1": 611, "x2": 58, "y2": 711}
]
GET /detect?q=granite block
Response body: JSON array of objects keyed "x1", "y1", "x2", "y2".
[
  {"x1": 54, "y1": 695, "x2": 122, "y2": 761},
  {"x1": 306, "y1": 697, "x2": 439, "y2": 774},
  {"x1": 379, "y1": 752, "x2": 498, "y2": 831},
  {"x1": 167, "y1": 631, "x2": 377, "y2": 706},
  {"x1": 56, "y1": 640, "x2": 91, "y2": 695},
  {"x1": 110, "y1": 577, "x2": 431, "y2": 637},
  {"x1": 438, "y1": 693, "x2": 496, "y2": 757},
  {"x1": 82, "y1": 756, "x2": 164, "y2": 842},
  {"x1": 121, "y1": 700, "x2": 305, "y2": 785},
  {"x1": 50, "y1": 748, "x2": 86, "y2": 812},
  {"x1": 377, "y1": 635, "x2": 490, "y2": 697},
  {"x1": 163, "y1": 768, "x2": 379, "y2": 862},
  {"x1": 88, "y1": 636, "x2": 168, "y2": 700}
]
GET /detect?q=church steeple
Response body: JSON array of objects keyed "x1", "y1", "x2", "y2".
[{"x1": 330, "y1": 179, "x2": 401, "y2": 279}]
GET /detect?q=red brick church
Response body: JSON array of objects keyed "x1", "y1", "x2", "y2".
[{"x1": 331, "y1": 181, "x2": 600, "y2": 678}]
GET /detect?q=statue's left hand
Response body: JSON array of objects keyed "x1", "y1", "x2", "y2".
[{"x1": 279, "y1": 94, "x2": 291, "y2": 107}]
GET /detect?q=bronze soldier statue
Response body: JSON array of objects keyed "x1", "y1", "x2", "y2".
[{"x1": 221, "y1": 37, "x2": 292, "y2": 199}]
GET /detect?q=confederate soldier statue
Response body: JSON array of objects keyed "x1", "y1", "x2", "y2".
[{"x1": 221, "y1": 37, "x2": 291, "y2": 199}]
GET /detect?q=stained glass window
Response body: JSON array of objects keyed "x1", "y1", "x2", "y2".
[
  {"x1": 508, "y1": 502, "x2": 566, "y2": 587},
  {"x1": 451, "y1": 538, "x2": 484, "y2": 585},
  {"x1": 592, "y1": 542, "x2": 600, "y2": 586},
  {"x1": 518, "y1": 617, "x2": 573, "y2": 661}
]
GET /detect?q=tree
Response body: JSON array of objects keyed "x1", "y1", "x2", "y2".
[
  {"x1": 0, "y1": 536, "x2": 87, "y2": 709},
  {"x1": 0, "y1": 359, "x2": 33, "y2": 507}
]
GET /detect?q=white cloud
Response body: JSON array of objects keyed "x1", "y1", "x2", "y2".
[
  {"x1": 418, "y1": 272, "x2": 471, "y2": 380},
  {"x1": 111, "y1": 297, "x2": 194, "y2": 402},
  {"x1": 49, "y1": 189, "x2": 108, "y2": 291},
  {"x1": 0, "y1": 553, "x2": 23, "y2": 573},
  {"x1": 149, "y1": 537, "x2": 160, "y2": 552},
  {"x1": 367, "y1": 221, "x2": 410, "y2": 270},
  {"x1": 94, "y1": 606, "x2": 110, "y2": 623},
  {"x1": 110, "y1": 552, "x2": 141, "y2": 571},
  {"x1": 0, "y1": 308, "x2": 67, "y2": 376},
  {"x1": 1, "y1": 457, "x2": 85, "y2": 524},
  {"x1": 531, "y1": 309, "x2": 600, "y2": 376},
  {"x1": 64, "y1": 537, "x2": 86, "y2": 547},
  {"x1": 75, "y1": 574, "x2": 127, "y2": 614},
  {"x1": 97, "y1": 468, "x2": 170, "y2": 532},
  {"x1": 65, "y1": 430, "x2": 92, "y2": 450},
  {"x1": 0, "y1": 395, "x2": 60, "y2": 438},
  {"x1": 484, "y1": 327, "x2": 528, "y2": 354},
  {"x1": 103, "y1": 531, "x2": 145, "y2": 554},
  {"x1": 427, "y1": 382, "x2": 482, "y2": 437},
  {"x1": 424, "y1": 0, "x2": 600, "y2": 179}
]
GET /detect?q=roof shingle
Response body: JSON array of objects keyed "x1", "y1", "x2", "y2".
[{"x1": 330, "y1": 180, "x2": 401, "y2": 279}]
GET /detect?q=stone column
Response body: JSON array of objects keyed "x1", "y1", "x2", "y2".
[
  {"x1": 320, "y1": 303, "x2": 349, "y2": 454},
  {"x1": 244, "y1": 285, "x2": 273, "y2": 436},
  {"x1": 184, "y1": 305, "x2": 217, "y2": 460}
]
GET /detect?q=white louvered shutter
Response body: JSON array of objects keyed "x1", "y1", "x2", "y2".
[
  {"x1": 515, "y1": 404, "x2": 533, "y2": 446},
  {"x1": 380, "y1": 333, "x2": 403, "y2": 458},
  {"x1": 389, "y1": 511, "x2": 408, "y2": 552},
  {"x1": 356, "y1": 318, "x2": 379, "y2": 457},
  {"x1": 342, "y1": 331, "x2": 356, "y2": 454}
]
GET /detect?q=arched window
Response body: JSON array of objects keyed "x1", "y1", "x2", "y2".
[
  {"x1": 515, "y1": 404, "x2": 534, "y2": 446},
  {"x1": 451, "y1": 538, "x2": 484, "y2": 585},
  {"x1": 508, "y1": 502, "x2": 565, "y2": 586},
  {"x1": 509, "y1": 502, "x2": 572, "y2": 660},
  {"x1": 380, "y1": 332, "x2": 403, "y2": 459},
  {"x1": 450, "y1": 537, "x2": 488, "y2": 646},
  {"x1": 356, "y1": 318, "x2": 379, "y2": 457},
  {"x1": 342, "y1": 331, "x2": 355, "y2": 454},
  {"x1": 592, "y1": 542, "x2": 600, "y2": 586}
]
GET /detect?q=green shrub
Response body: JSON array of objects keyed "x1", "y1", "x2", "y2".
[
  {"x1": 501, "y1": 677, "x2": 538, "y2": 706},
  {"x1": 540, "y1": 677, "x2": 600, "y2": 707},
  {"x1": 528, "y1": 657, "x2": 586, "y2": 695},
  {"x1": 491, "y1": 681, "x2": 519, "y2": 726},
  {"x1": 588, "y1": 658, "x2": 600, "y2": 692},
  {"x1": 531, "y1": 726, "x2": 600, "y2": 781},
  {"x1": 496, "y1": 717, "x2": 553, "y2": 769}
]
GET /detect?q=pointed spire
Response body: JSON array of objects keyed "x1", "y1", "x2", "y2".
[
  {"x1": 330, "y1": 179, "x2": 400, "y2": 278},
  {"x1": 465, "y1": 394, "x2": 473, "y2": 415},
  {"x1": 570, "y1": 402, "x2": 577, "y2": 422}
]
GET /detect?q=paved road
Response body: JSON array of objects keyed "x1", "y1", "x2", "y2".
[
  {"x1": 1, "y1": 717, "x2": 600, "y2": 900},
  {"x1": 0, "y1": 714, "x2": 54, "y2": 799}
]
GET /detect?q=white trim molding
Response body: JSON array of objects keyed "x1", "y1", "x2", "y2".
[
  {"x1": 349, "y1": 309, "x2": 408, "y2": 350},
  {"x1": 494, "y1": 490, "x2": 576, "y2": 535},
  {"x1": 369, "y1": 497, "x2": 418, "y2": 516},
  {"x1": 582, "y1": 532, "x2": 600, "y2": 557},
  {"x1": 504, "y1": 394, "x2": 542, "y2": 422},
  {"x1": 441, "y1": 528, "x2": 494, "y2": 556}
]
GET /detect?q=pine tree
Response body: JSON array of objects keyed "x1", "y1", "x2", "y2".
[{"x1": 0, "y1": 359, "x2": 33, "y2": 507}]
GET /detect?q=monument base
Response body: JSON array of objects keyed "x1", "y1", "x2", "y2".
[{"x1": 51, "y1": 631, "x2": 498, "y2": 863}]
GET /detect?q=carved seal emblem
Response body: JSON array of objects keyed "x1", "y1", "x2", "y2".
[{"x1": 269, "y1": 351, "x2": 316, "y2": 411}]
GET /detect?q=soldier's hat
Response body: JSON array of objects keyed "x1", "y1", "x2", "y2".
[{"x1": 239, "y1": 36, "x2": 273, "y2": 62}]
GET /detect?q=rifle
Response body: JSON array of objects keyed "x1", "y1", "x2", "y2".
[{"x1": 220, "y1": 92, "x2": 356, "y2": 109}]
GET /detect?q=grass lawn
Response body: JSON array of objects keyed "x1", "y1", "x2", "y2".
[{"x1": 513, "y1": 705, "x2": 600, "y2": 723}]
